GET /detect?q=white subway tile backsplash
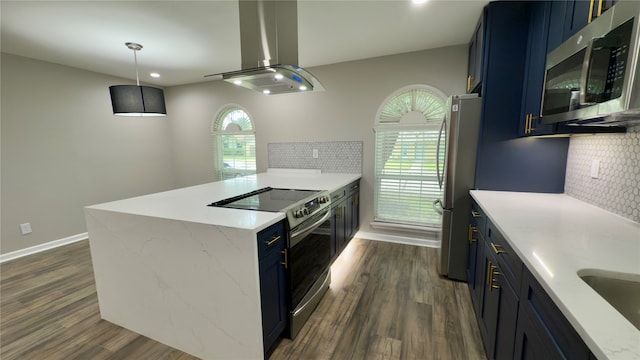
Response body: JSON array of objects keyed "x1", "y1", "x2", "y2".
[
  {"x1": 268, "y1": 141, "x2": 362, "y2": 174},
  {"x1": 565, "y1": 125, "x2": 640, "y2": 223}
]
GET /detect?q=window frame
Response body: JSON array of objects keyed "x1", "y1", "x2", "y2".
[
  {"x1": 373, "y1": 84, "x2": 448, "y2": 228},
  {"x1": 211, "y1": 104, "x2": 257, "y2": 181}
]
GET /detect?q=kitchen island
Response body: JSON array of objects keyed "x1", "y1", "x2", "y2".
[
  {"x1": 84, "y1": 170, "x2": 360, "y2": 360},
  {"x1": 471, "y1": 190, "x2": 640, "y2": 360}
]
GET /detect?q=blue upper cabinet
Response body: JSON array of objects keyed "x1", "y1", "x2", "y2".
[
  {"x1": 563, "y1": 0, "x2": 592, "y2": 39},
  {"x1": 548, "y1": 0, "x2": 618, "y2": 53},
  {"x1": 472, "y1": 1, "x2": 569, "y2": 193},
  {"x1": 467, "y1": 15, "x2": 484, "y2": 94},
  {"x1": 520, "y1": 1, "x2": 556, "y2": 137}
]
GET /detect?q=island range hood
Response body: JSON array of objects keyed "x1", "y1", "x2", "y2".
[{"x1": 216, "y1": 0, "x2": 324, "y2": 95}]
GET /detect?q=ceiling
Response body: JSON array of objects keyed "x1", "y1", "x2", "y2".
[{"x1": 0, "y1": 0, "x2": 490, "y2": 87}]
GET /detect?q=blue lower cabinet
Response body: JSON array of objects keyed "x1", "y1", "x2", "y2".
[
  {"x1": 477, "y1": 240, "x2": 520, "y2": 360},
  {"x1": 258, "y1": 221, "x2": 288, "y2": 354},
  {"x1": 469, "y1": 202, "x2": 594, "y2": 360},
  {"x1": 514, "y1": 268, "x2": 592, "y2": 360}
]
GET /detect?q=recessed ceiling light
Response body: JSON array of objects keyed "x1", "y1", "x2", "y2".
[
  {"x1": 150, "y1": 72, "x2": 160, "y2": 78},
  {"x1": 233, "y1": 80, "x2": 242, "y2": 85},
  {"x1": 274, "y1": 73, "x2": 284, "y2": 80},
  {"x1": 263, "y1": 89, "x2": 271, "y2": 95},
  {"x1": 412, "y1": 0, "x2": 429, "y2": 4},
  {"x1": 299, "y1": 85, "x2": 308, "y2": 91}
]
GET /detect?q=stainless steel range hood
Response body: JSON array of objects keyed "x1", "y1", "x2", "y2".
[{"x1": 219, "y1": 0, "x2": 324, "y2": 95}]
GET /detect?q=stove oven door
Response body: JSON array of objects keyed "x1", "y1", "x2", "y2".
[{"x1": 287, "y1": 208, "x2": 332, "y2": 339}]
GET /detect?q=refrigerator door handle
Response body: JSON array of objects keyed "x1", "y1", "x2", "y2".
[
  {"x1": 436, "y1": 118, "x2": 446, "y2": 190},
  {"x1": 432, "y1": 199, "x2": 443, "y2": 215}
]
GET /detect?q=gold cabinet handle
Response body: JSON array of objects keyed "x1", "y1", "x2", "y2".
[
  {"x1": 468, "y1": 224, "x2": 478, "y2": 243},
  {"x1": 471, "y1": 210, "x2": 482, "y2": 218},
  {"x1": 529, "y1": 114, "x2": 537, "y2": 132},
  {"x1": 467, "y1": 75, "x2": 472, "y2": 92},
  {"x1": 491, "y1": 242, "x2": 505, "y2": 255},
  {"x1": 597, "y1": 0, "x2": 603, "y2": 18},
  {"x1": 281, "y1": 249, "x2": 288, "y2": 269},
  {"x1": 525, "y1": 113, "x2": 537, "y2": 134},
  {"x1": 487, "y1": 262, "x2": 493, "y2": 286},
  {"x1": 588, "y1": 0, "x2": 597, "y2": 22},
  {"x1": 265, "y1": 235, "x2": 281, "y2": 246},
  {"x1": 490, "y1": 265, "x2": 501, "y2": 291}
]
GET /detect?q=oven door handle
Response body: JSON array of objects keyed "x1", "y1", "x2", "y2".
[{"x1": 290, "y1": 209, "x2": 331, "y2": 248}]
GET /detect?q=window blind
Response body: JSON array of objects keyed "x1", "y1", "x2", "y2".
[
  {"x1": 212, "y1": 106, "x2": 256, "y2": 181},
  {"x1": 220, "y1": 133, "x2": 256, "y2": 180},
  {"x1": 374, "y1": 125, "x2": 444, "y2": 226}
]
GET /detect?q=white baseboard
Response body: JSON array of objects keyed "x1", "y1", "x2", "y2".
[
  {"x1": 0, "y1": 233, "x2": 88, "y2": 263},
  {"x1": 355, "y1": 231, "x2": 440, "y2": 248}
]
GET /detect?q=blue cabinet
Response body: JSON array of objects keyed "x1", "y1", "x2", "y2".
[
  {"x1": 257, "y1": 221, "x2": 288, "y2": 355},
  {"x1": 514, "y1": 267, "x2": 592, "y2": 359},
  {"x1": 474, "y1": 219, "x2": 522, "y2": 360},
  {"x1": 520, "y1": 1, "x2": 556, "y2": 137},
  {"x1": 467, "y1": 199, "x2": 486, "y2": 314},
  {"x1": 469, "y1": 198, "x2": 595, "y2": 360},
  {"x1": 547, "y1": 0, "x2": 618, "y2": 54},
  {"x1": 331, "y1": 180, "x2": 359, "y2": 261},
  {"x1": 563, "y1": 0, "x2": 592, "y2": 39},
  {"x1": 471, "y1": 1, "x2": 569, "y2": 193},
  {"x1": 467, "y1": 16, "x2": 484, "y2": 94}
]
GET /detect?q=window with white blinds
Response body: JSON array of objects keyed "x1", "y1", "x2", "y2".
[
  {"x1": 374, "y1": 85, "x2": 447, "y2": 227},
  {"x1": 212, "y1": 106, "x2": 256, "y2": 181}
]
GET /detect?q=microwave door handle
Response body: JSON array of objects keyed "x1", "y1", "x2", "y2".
[{"x1": 579, "y1": 38, "x2": 597, "y2": 105}]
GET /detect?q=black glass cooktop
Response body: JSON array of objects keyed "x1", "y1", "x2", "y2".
[{"x1": 208, "y1": 187, "x2": 320, "y2": 212}]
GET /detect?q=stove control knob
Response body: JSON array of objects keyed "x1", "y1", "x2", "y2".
[
  {"x1": 303, "y1": 208, "x2": 309, "y2": 216},
  {"x1": 319, "y1": 196, "x2": 327, "y2": 204}
]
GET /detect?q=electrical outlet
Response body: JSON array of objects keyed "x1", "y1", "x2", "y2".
[
  {"x1": 590, "y1": 159, "x2": 600, "y2": 179},
  {"x1": 313, "y1": 149, "x2": 319, "y2": 159},
  {"x1": 20, "y1": 222, "x2": 32, "y2": 235}
]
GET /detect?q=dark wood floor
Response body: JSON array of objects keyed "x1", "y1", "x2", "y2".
[{"x1": 0, "y1": 238, "x2": 485, "y2": 360}]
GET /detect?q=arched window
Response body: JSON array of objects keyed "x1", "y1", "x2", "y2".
[
  {"x1": 212, "y1": 105, "x2": 256, "y2": 180},
  {"x1": 373, "y1": 85, "x2": 447, "y2": 227}
]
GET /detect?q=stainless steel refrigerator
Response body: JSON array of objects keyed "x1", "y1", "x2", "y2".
[{"x1": 434, "y1": 94, "x2": 482, "y2": 281}]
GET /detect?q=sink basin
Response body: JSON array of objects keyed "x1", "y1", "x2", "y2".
[{"x1": 578, "y1": 270, "x2": 640, "y2": 331}]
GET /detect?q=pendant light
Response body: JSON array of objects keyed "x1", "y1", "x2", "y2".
[{"x1": 109, "y1": 42, "x2": 166, "y2": 117}]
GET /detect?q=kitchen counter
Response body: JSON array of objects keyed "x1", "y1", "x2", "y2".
[
  {"x1": 85, "y1": 170, "x2": 360, "y2": 359},
  {"x1": 470, "y1": 190, "x2": 640, "y2": 360}
]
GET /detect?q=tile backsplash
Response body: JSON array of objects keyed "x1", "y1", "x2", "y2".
[
  {"x1": 268, "y1": 141, "x2": 362, "y2": 174},
  {"x1": 564, "y1": 125, "x2": 640, "y2": 223}
]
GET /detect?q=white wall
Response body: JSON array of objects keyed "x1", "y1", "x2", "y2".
[
  {"x1": 167, "y1": 45, "x2": 468, "y2": 237},
  {"x1": 1, "y1": 46, "x2": 467, "y2": 255},
  {"x1": 1, "y1": 53, "x2": 177, "y2": 254}
]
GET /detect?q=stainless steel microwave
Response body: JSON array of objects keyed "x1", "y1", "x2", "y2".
[{"x1": 541, "y1": 1, "x2": 640, "y2": 126}]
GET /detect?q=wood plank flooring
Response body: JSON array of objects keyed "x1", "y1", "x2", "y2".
[{"x1": 1, "y1": 238, "x2": 485, "y2": 360}]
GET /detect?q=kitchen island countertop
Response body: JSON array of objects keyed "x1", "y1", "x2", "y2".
[
  {"x1": 87, "y1": 170, "x2": 361, "y2": 232},
  {"x1": 470, "y1": 190, "x2": 640, "y2": 360}
]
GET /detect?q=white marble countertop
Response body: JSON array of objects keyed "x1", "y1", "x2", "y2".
[
  {"x1": 86, "y1": 170, "x2": 361, "y2": 232},
  {"x1": 470, "y1": 190, "x2": 640, "y2": 360}
]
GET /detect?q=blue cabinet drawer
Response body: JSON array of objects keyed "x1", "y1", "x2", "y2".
[
  {"x1": 486, "y1": 219, "x2": 523, "y2": 289},
  {"x1": 257, "y1": 221, "x2": 286, "y2": 259}
]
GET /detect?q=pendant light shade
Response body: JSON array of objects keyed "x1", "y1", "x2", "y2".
[
  {"x1": 110, "y1": 42, "x2": 166, "y2": 117},
  {"x1": 109, "y1": 85, "x2": 166, "y2": 116}
]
